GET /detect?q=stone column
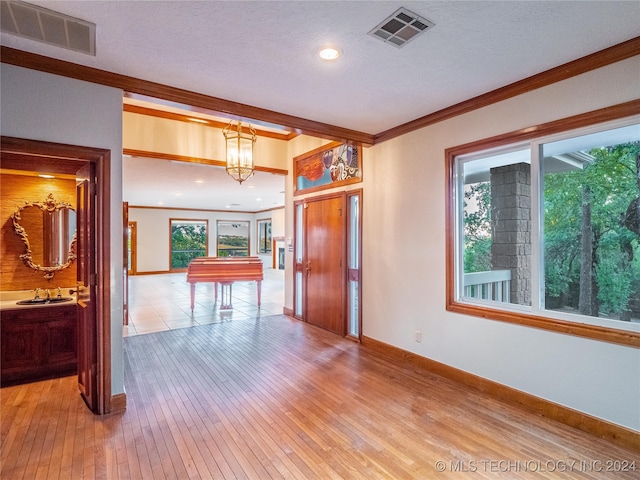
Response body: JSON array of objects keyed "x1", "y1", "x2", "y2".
[{"x1": 490, "y1": 163, "x2": 531, "y2": 305}]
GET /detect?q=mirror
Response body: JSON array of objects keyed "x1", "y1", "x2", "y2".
[{"x1": 12, "y1": 193, "x2": 77, "y2": 280}]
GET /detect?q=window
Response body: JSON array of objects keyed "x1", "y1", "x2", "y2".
[
  {"x1": 447, "y1": 107, "x2": 640, "y2": 346},
  {"x1": 170, "y1": 219, "x2": 207, "y2": 270},
  {"x1": 257, "y1": 219, "x2": 272, "y2": 254},
  {"x1": 217, "y1": 221, "x2": 249, "y2": 257}
]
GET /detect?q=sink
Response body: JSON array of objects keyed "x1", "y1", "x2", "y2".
[{"x1": 16, "y1": 297, "x2": 73, "y2": 305}]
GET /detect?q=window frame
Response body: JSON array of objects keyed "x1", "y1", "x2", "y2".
[
  {"x1": 445, "y1": 101, "x2": 640, "y2": 347},
  {"x1": 257, "y1": 218, "x2": 272, "y2": 254},
  {"x1": 216, "y1": 220, "x2": 250, "y2": 257},
  {"x1": 169, "y1": 218, "x2": 208, "y2": 271}
]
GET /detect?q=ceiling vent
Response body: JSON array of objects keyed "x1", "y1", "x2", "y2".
[
  {"x1": 1, "y1": 0, "x2": 95, "y2": 55},
  {"x1": 368, "y1": 7, "x2": 434, "y2": 48}
]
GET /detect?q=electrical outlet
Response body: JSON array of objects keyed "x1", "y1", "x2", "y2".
[{"x1": 415, "y1": 330, "x2": 421, "y2": 342}]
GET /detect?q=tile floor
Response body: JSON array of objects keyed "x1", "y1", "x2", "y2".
[{"x1": 124, "y1": 268, "x2": 284, "y2": 336}]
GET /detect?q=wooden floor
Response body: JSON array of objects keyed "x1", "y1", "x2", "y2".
[{"x1": 2, "y1": 315, "x2": 638, "y2": 479}]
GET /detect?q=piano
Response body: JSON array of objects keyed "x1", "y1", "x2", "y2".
[{"x1": 186, "y1": 256, "x2": 264, "y2": 310}]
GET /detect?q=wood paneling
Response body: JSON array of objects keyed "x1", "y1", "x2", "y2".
[
  {"x1": 0, "y1": 173, "x2": 77, "y2": 291},
  {"x1": 2, "y1": 316, "x2": 637, "y2": 478}
]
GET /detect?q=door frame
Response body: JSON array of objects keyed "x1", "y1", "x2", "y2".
[
  {"x1": 1, "y1": 136, "x2": 113, "y2": 414},
  {"x1": 294, "y1": 190, "x2": 363, "y2": 338}
]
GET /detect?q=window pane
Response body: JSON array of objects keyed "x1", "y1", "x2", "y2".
[
  {"x1": 217, "y1": 221, "x2": 249, "y2": 257},
  {"x1": 171, "y1": 220, "x2": 207, "y2": 269},
  {"x1": 460, "y1": 148, "x2": 531, "y2": 306},
  {"x1": 542, "y1": 124, "x2": 640, "y2": 323},
  {"x1": 257, "y1": 219, "x2": 272, "y2": 254}
]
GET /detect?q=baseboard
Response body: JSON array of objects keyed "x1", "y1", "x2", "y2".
[
  {"x1": 283, "y1": 307, "x2": 294, "y2": 317},
  {"x1": 361, "y1": 336, "x2": 639, "y2": 451},
  {"x1": 110, "y1": 393, "x2": 126, "y2": 413},
  {"x1": 132, "y1": 270, "x2": 171, "y2": 276}
]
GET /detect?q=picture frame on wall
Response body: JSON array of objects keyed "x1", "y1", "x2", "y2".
[{"x1": 294, "y1": 141, "x2": 362, "y2": 195}]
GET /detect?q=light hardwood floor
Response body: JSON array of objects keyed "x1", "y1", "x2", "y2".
[{"x1": 2, "y1": 311, "x2": 638, "y2": 479}]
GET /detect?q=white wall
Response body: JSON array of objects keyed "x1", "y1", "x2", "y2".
[
  {"x1": 362, "y1": 57, "x2": 640, "y2": 431},
  {"x1": 129, "y1": 207, "x2": 283, "y2": 272},
  {"x1": 1, "y1": 64, "x2": 125, "y2": 396}
]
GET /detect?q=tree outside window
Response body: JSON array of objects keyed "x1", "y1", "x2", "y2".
[{"x1": 170, "y1": 219, "x2": 207, "y2": 269}]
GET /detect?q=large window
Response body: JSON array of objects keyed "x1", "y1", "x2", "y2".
[
  {"x1": 217, "y1": 221, "x2": 249, "y2": 257},
  {"x1": 448, "y1": 109, "x2": 640, "y2": 346},
  {"x1": 170, "y1": 219, "x2": 207, "y2": 270}
]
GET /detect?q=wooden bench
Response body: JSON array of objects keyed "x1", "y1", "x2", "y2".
[{"x1": 186, "y1": 256, "x2": 264, "y2": 310}]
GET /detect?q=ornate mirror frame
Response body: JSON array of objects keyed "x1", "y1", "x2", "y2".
[{"x1": 11, "y1": 193, "x2": 77, "y2": 280}]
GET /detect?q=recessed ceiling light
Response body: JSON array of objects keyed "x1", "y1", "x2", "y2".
[
  {"x1": 318, "y1": 47, "x2": 341, "y2": 61},
  {"x1": 38, "y1": 174, "x2": 55, "y2": 179},
  {"x1": 195, "y1": 179, "x2": 204, "y2": 184},
  {"x1": 175, "y1": 192, "x2": 182, "y2": 196}
]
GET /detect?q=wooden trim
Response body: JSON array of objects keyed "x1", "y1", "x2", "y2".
[
  {"x1": 293, "y1": 141, "x2": 362, "y2": 196},
  {"x1": 283, "y1": 307, "x2": 294, "y2": 317},
  {"x1": 133, "y1": 270, "x2": 172, "y2": 276},
  {"x1": 2, "y1": 136, "x2": 113, "y2": 415},
  {"x1": 128, "y1": 204, "x2": 257, "y2": 215},
  {"x1": 169, "y1": 218, "x2": 209, "y2": 272},
  {"x1": 2, "y1": 38, "x2": 637, "y2": 147},
  {"x1": 361, "y1": 336, "x2": 640, "y2": 451},
  {"x1": 1, "y1": 46, "x2": 374, "y2": 146},
  {"x1": 445, "y1": 102, "x2": 640, "y2": 348},
  {"x1": 375, "y1": 36, "x2": 640, "y2": 143},
  {"x1": 123, "y1": 148, "x2": 288, "y2": 175},
  {"x1": 124, "y1": 103, "x2": 298, "y2": 141},
  {"x1": 123, "y1": 148, "x2": 288, "y2": 174},
  {"x1": 110, "y1": 393, "x2": 127, "y2": 414}
]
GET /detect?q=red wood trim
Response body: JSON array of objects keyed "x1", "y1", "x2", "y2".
[
  {"x1": 1, "y1": 46, "x2": 374, "y2": 146},
  {"x1": 110, "y1": 393, "x2": 126, "y2": 414},
  {"x1": 361, "y1": 336, "x2": 640, "y2": 451},
  {"x1": 375, "y1": 36, "x2": 640, "y2": 143},
  {"x1": 128, "y1": 205, "x2": 256, "y2": 214},
  {"x1": 2, "y1": 136, "x2": 113, "y2": 414},
  {"x1": 293, "y1": 142, "x2": 362, "y2": 196},
  {"x1": 124, "y1": 103, "x2": 298, "y2": 141},
  {"x1": 445, "y1": 101, "x2": 640, "y2": 348},
  {"x1": 123, "y1": 148, "x2": 288, "y2": 175},
  {"x1": 283, "y1": 307, "x2": 294, "y2": 317}
]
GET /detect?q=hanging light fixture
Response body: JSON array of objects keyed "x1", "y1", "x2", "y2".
[{"x1": 223, "y1": 120, "x2": 257, "y2": 184}]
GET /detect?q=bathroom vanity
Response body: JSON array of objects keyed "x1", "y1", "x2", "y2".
[{"x1": 1, "y1": 296, "x2": 77, "y2": 386}]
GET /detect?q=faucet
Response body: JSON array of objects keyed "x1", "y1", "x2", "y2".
[
  {"x1": 56, "y1": 287, "x2": 62, "y2": 298},
  {"x1": 34, "y1": 287, "x2": 41, "y2": 299},
  {"x1": 45, "y1": 289, "x2": 51, "y2": 300}
]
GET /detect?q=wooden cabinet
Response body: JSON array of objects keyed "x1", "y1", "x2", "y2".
[{"x1": 1, "y1": 304, "x2": 77, "y2": 385}]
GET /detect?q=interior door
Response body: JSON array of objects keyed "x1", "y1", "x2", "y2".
[
  {"x1": 76, "y1": 163, "x2": 99, "y2": 412},
  {"x1": 304, "y1": 195, "x2": 345, "y2": 334}
]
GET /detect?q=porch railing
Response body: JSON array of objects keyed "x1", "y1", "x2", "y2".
[{"x1": 463, "y1": 270, "x2": 511, "y2": 303}]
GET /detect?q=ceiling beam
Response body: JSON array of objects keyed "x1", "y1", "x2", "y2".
[{"x1": 0, "y1": 46, "x2": 376, "y2": 147}]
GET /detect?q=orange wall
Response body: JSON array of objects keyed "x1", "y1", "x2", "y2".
[{"x1": 1, "y1": 173, "x2": 77, "y2": 291}]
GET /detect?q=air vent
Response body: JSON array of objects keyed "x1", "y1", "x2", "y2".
[
  {"x1": 1, "y1": 0, "x2": 95, "y2": 55},
  {"x1": 368, "y1": 7, "x2": 434, "y2": 48}
]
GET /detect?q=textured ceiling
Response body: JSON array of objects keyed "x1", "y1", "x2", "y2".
[
  {"x1": 3, "y1": 1, "x2": 639, "y2": 211},
  {"x1": 2, "y1": 1, "x2": 639, "y2": 134}
]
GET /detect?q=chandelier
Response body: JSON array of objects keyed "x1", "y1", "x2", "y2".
[{"x1": 223, "y1": 120, "x2": 256, "y2": 184}]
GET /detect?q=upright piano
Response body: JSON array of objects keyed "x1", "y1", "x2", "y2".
[{"x1": 186, "y1": 256, "x2": 264, "y2": 310}]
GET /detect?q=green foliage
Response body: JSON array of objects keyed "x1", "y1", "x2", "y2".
[
  {"x1": 171, "y1": 223, "x2": 207, "y2": 269},
  {"x1": 463, "y1": 182, "x2": 492, "y2": 273},
  {"x1": 544, "y1": 142, "x2": 640, "y2": 317}
]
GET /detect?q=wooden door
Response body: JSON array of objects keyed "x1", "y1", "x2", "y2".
[
  {"x1": 304, "y1": 196, "x2": 345, "y2": 334},
  {"x1": 76, "y1": 163, "x2": 99, "y2": 413}
]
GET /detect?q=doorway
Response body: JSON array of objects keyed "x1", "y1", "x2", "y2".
[
  {"x1": 294, "y1": 191, "x2": 362, "y2": 338},
  {"x1": 0, "y1": 136, "x2": 113, "y2": 414}
]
